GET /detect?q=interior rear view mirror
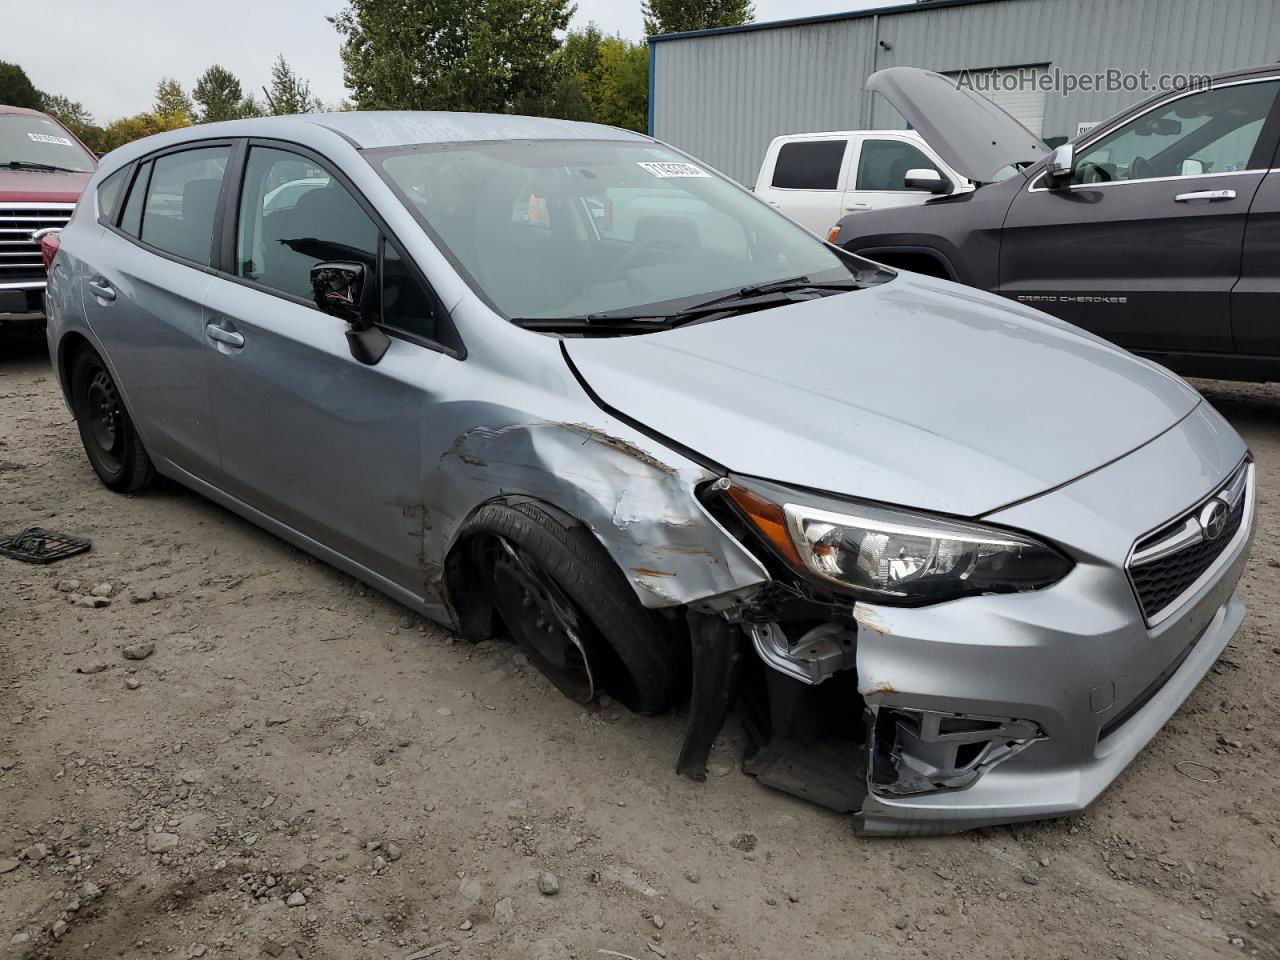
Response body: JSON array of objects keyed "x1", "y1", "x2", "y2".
[
  {"x1": 904, "y1": 168, "x2": 952, "y2": 194},
  {"x1": 1044, "y1": 143, "x2": 1075, "y2": 187},
  {"x1": 310, "y1": 261, "x2": 390, "y2": 366}
]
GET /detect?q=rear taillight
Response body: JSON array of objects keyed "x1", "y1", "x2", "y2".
[{"x1": 39, "y1": 231, "x2": 61, "y2": 272}]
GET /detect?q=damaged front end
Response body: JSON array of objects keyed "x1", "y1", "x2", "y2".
[{"x1": 672, "y1": 474, "x2": 1068, "y2": 835}]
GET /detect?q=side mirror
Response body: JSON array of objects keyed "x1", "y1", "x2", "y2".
[
  {"x1": 904, "y1": 168, "x2": 952, "y2": 195},
  {"x1": 310, "y1": 261, "x2": 389, "y2": 366},
  {"x1": 1180, "y1": 158, "x2": 1205, "y2": 177},
  {"x1": 1044, "y1": 143, "x2": 1075, "y2": 187}
]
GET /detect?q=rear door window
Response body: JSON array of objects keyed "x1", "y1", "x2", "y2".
[
  {"x1": 118, "y1": 160, "x2": 151, "y2": 238},
  {"x1": 771, "y1": 140, "x2": 847, "y2": 190},
  {"x1": 855, "y1": 140, "x2": 940, "y2": 191},
  {"x1": 134, "y1": 146, "x2": 231, "y2": 266}
]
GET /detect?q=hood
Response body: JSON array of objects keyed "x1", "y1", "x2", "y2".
[
  {"x1": 564, "y1": 276, "x2": 1199, "y2": 518},
  {"x1": 867, "y1": 67, "x2": 1049, "y2": 182},
  {"x1": 0, "y1": 168, "x2": 91, "y2": 204}
]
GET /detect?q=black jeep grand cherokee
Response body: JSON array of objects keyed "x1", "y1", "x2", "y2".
[{"x1": 833, "y1": 65, "x2": 1280, "y2": 383}]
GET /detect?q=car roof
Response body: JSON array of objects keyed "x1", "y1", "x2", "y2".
[
  {"x1": 0, "y1": 104, "x2": 52, "y2": 118},
  {"x1": 299, "y1": 111, "x2": 649, "y2": 149},
  {"x1": 772, "y1": 129, "x2": 925, "y2": 141}
]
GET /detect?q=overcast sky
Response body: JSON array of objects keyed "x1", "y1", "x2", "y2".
[{"x1": 2, "y1": 0, "x2": 894, "y2": 122}]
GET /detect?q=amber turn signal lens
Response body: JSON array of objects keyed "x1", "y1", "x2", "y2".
[
  {"x1": 725, "y1": 483, "x2": 805, "y2": 568},
  {"x1": 826, "y1": 226, "x2": 841, "y2": 244}
]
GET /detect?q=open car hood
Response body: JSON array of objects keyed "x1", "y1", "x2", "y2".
[
  {"x1": 867, "y1": 66, "x2": 1049, "y2": 183},
  {"x1": 564, "y1": 275, "x2": 1200, "y2": 518}
]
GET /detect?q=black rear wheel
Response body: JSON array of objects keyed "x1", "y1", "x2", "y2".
[
  {"x1": 467, "y1": 501, "x2": 678, "y2": 715},
  {"x1": 70, "y1": 347, "x2": 154, "y2": 493}
]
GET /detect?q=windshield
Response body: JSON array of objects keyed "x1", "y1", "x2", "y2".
[
  {"x1": 0, "y1": 114, "x2": 96, "y2": 173},
  {"x1": 372, "y1": 139, "x2": 858, "y2": 321}
]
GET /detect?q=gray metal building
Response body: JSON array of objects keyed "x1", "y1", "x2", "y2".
[{"x1": 648, "y1": 0, "x2": 1280, "y2": 183}]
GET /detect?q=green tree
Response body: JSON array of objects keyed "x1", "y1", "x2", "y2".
[
  {"x1": 642, "y1": 0, "x2": 753, "y2": 35},
  {"x1": 591, "y1": 37, "x2": 648, "y2": 132},
  {"x1": 263, "y1": 55, "x2": 322, "y2": 115},
  {"x1": 38, "y1": 94, "x2": 104, "y2": 151},
  {"x1": 331, "y1": 0, "x2": 573, "y2": 113},
  {"x1": 97, "y1": 111, "x2": 190, "y2": 153},
  {"x1": 154, "y1": 77, "x2": 194, "y2": 122},
  {"x1": 546, "y1": 24, "x2": 606, "y2": 121},
  {"x1": 0, "y1": 61, "x2": 43, "y2": 109},
  {"x1": 193, "y1": 64, "x2": 258, "y2": 122}
]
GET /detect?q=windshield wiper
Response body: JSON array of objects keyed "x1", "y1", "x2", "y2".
[
  {"x1": 509, "y1": 315, "x2": 677, "y2": 334},
  {"x1": 0, "y1": 160, "x2": 84, "y2": 174}
]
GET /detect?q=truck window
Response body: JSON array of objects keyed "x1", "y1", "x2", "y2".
[
  {"x1": 856, "y1": 140, "x2": 940, "y2": 191},
  {"x1": 771, "y1": 140, "x2": 846, "y2": 190}
]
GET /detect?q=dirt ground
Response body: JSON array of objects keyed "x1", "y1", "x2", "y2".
[{"x1": 1, "y1": 328, "x2": 1278, "y2": 960}]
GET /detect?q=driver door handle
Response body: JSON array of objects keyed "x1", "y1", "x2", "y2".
[
  {"x1": 206, "y1": 323, "x2": 245, "y2": 348},
  {"x1": 1175, "y1": 189, "x2": 1236, "y2": 203}
]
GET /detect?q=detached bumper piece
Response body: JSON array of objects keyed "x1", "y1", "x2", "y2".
[
  {"x1": 0, "y1": 527, "x2": 92, "y2": 564},
  {"x1": 868, "y1": 706, "x2": 1043, "y2": 797}
]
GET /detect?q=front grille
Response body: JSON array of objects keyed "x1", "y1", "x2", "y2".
[
  {"x1": 0, "y1": 205, "x2": 74, "y2": 283},
  {"x1": 1127, "y1": 461, "x2": 1251, "y2": 624}
]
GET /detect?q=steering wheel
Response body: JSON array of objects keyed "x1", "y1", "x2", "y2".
[
  {"x1": 1129, "y1": 156, "x2": 1155, "y2": 180},
  {"x1": 615, "y1": 236, "x2": 685, "y2": 277}
]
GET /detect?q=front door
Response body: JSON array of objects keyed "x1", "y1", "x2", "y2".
[
  {"x1": 79, "y1": 144, "x2": 232, "y2": 478},
  {"x1": 1000, "y1": 78, "x2": 1280, "y2": 354},
  {"x1": 842, "y1": 136, "x2": 954, "y2": 213},
  {"x1": 202, "y1": 143, "x2": 452, "y2": 594}
]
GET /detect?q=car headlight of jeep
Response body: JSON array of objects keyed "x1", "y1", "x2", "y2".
[{"x1": 723, "y1": 477, "x2": 1073, "y2": 604}]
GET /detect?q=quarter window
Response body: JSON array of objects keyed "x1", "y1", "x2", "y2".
[
  {"x1": 96, "y1": 167, "x2": 129, "y2": 225},
  {"x1": 118, "y1": 160, "x2": 151, "y2": 239},
  {"x1": 137, "y1": 146, "x2": 230, "y2": 265},
  {"x1": 1072, "y1": 81, "x2": 1279, "y2": 184},
  {"x1": 771, "y1": 140, "x2": 846, "y2": 190},
  {"x1": 856, "y1": 140, "x2": 941, "y2": 191}
]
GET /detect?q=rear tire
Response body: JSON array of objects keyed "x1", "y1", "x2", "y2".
[
  {"x1": 70, "y1": 347, "x2": 154, "y2": 493},
  {"x1": 467, "y1": 501, "x2": 677, "y2": 715}
]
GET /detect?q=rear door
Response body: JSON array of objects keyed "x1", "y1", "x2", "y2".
[
  {"x1": 841, "y1": 135, "x2": 956, "y2": 213},
  {"x1": 79, "y1": 142, "x2": 233, "y2": 478},
  {"x1": 1000, "y1": 78, "x2": 1280, "y2": 353},
  {"x1": 201, "y1": 140, "x2": 455, "y2": 593},
  {"x1": 754, "y1": 137, "x2": 849, "y2": 234}
]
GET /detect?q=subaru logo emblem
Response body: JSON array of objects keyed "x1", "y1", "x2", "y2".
[{"x1": 1199, "y1": 498, "x2": 1229, "y2": 541}]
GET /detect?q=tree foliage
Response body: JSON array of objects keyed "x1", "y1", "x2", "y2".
[
  {"x1": 154, "y1": 77, "x2": 194, "y2": 122},
  {"x1": 193, "y1": 65, "x2": 260, "y2": 123},
  {"x1": 331, "y1": 0, "x2": 573, "y2": 114},
  {"x1": 0, "y1": 61, "x2": 43, "y2": 109},
  {"x1": 262, "y1": 55, "x2": 322, "y2": 115},
  {"x1": 642, "y1": 0, "x2": 753, "y2": 35},
  {"x1": 545, "y1": 26, "x2": 648, "y2": 133},
  {"x1": 96, "y1": 112, "x2": 191, "y2": 154}
]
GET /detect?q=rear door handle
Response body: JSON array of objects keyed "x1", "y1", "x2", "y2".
[
  {"x1": 844, "y1": 202, "x2": 871, "y2": 211},
  {"x1": 87, "y1": 277, "x2": 115, "y2": 301},
  {"x1": 1174, "y1": 189, "x2": 1236, "y2": 203},
  {"x1": 205, "y1": 323, "x2": 245, "y2": 348}
]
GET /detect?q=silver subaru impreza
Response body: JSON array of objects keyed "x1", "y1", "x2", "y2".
[{"x1": 43, "y1": 112, "x2": 1254, "y2": 835}]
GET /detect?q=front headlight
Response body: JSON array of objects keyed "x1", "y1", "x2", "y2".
[{"x1": 722, "y1": 477, "x2": 1073, "y2": 605}]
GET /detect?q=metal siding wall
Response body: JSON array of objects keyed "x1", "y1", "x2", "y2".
[{"x1": 652, "y1": 0, "x2": 1280, "y2": 183}]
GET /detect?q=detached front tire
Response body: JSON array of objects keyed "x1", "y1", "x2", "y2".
[
  {"x1": 70, "y1": 347, "x2": 155, "y2": 493},
  {"x1": 468, "y1": 501, "x2": 677, "y2": 715}
]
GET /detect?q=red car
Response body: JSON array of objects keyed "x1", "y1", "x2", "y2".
[{"x1": 0, "y1": 105, "x2": 97, "y2": 326}]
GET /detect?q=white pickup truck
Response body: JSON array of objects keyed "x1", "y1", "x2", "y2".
[{"x1": 753, "y1": 129, "x2": 967, "y2": 236}]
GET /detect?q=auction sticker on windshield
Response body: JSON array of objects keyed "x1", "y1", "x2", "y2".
[
  {"x1": 637, "y1": 161, "x2": 710, "y2": 178},
  {"x1": 27, "y1": 133, "x2": 73, "y2": 146}
]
